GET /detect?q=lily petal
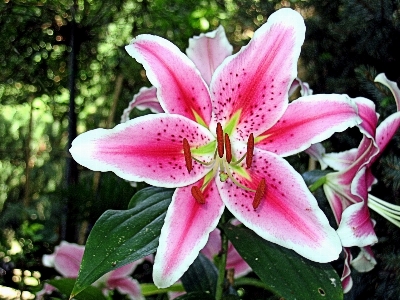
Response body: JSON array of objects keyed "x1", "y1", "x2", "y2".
[
  {"x1": 341, "y1": 248, "x2": 353, "y2": 294},
  {"x1": 186, "y1": 26, "x2": 233, "y2": 85},
  {"x1": 375, "y1": 73, "x2": 400, "y2": 111},
  {"x1": 218, "y1": 148, "x2": 342, "y2": 263},
  {"x1": 336, "y1": 168, "x2": 377, "y2": 248},
  {"x1": 256, "y1": 94, "x2": 361, "y2": 157},
  {"x1": 371, "y1": 111, "x2": 400, "y2": 165},
  {"x1": 107, "y1": 277, "x2": 144, "y2": 300},
  {"x1": 153, "y1": 179, "x2": 225, "y2": 288},
  {"x1": 337, "y1": 200, "x2": 377, "y2": 247},
  {"x1": 126, "y1": 35, "x2": 212, "y2": 125},
  {"x1": 321, "y1": 148, "x2": 359, "y2": 172},
  {"x1": 210, "y1": 8, "x2": 305, "y2": 140},
  {"x1": 351, "y1": 246, "x2": 377, "y2": 273},
  {"x1": 70, "y1": 114, "x2": 214, "y2": 187},
  {"x1": 354, "y1": 97, "x2": 379, "y2": 139},
  {"x1": 121, "y1": 87, "x2": 163, "y2": 123},
  {"x1": 305, "y1": 143, "x2": 328, "y2": 170},
  {"x1": 108, "y1": 261, "x2": 143, "y2": 280},
  {"x1": 52, "y1": 241, "x2": 84, "y2": 278}
]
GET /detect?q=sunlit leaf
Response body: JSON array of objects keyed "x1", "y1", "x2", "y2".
[{"x1": 71, "y1": 187, "x2": 173, "y2": 298}]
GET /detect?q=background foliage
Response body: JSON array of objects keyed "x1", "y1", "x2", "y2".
[{"x1": 0, "y1": 0, "x2": 399, "y2": 299}]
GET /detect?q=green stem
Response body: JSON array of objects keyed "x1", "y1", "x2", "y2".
[
  {"x1": 216, "y1": 213, "x2": 228, "y2": 300},
  {"x1": 308, "y1": 175, "x2": 327, "y2": 192}
]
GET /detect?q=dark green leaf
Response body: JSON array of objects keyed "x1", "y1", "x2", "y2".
[
  {"x1": 71, "y1": 187, "x2": 173, "y2": 297},
  {"x1": 223, "y1": 225, "x2": 343, "y2": 300},
  {"x1": 181, "y1": 253, "x2": 218, "y2": 296},
  {"x1": 48, "y1": 278, "x2": 106, "y2": 300},
  {"x1": 174, "y1": 291, "x2": 215, "y2": 300}
]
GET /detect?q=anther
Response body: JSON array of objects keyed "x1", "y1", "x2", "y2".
[
  {"x1": 191, "y1": 186, "x2": 206, "y2": 204},
  {"x1": 252, "y1": 178, "x2": 266, "y2": 209},
  {"x1": 182, "y1": 138, "x2": 193, "y2": 173},
  {"x1": 246, "y1": 133, "x2": 254, "y2": 168},
  {"x1": 225, "y1": 133, "x2": 232, "y2": 163},
  {"x1": 216, "y1": 122, "x2": 224, "y2": 158}
]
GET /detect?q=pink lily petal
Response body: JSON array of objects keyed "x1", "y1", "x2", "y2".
[
  {"x1": 354, "y1": 97, "x2": 379, "y2": 139},
  {"x1": 218, "y1": 148, "x2": 342, "y2": 263},
  {"x1": 200, "y1": 229, "x2": 221, "y2": 260},
  {"x1": 108, "y1": 261, "x2": 143, "y2": 280},
  {"x1": 125, "y1": 35, "x2": 212, "y2": 125},
  {"x1": 186, "y1": 26, "x2": 233, "y2": 85},
  {"x1": 153, "y1": 179, "x2": 225, "y2": 288},
  {"x1": 335, "y1": 168, "x2": 377, "y2": 248},
  {"x1": 121, "y1": 87, "x2": 163, "y2": 123},
  {"x1": 322, "y1": 184, "x2": 348, "y2": 224},
  {"x1": 225, "y1": 243, "x2": 252, "y2": 278},
  {"x1": 305, "y1": 143, "x2": 328, "y2": 170},
  {"x1": 370, "y1": 111, "x2": 400, "y2": 165},
  {"x1": 375, "y1": 73, "x2": 400, "y2": 111},
  {"x1": 107, "y1": 277, "x2": 144, "y2": 300},
  {"x1": 210, "y1": 8, "x2": 305, "y2": 140},
  {"x1": 321, "y1": 148, "x2": 359, "y2": 172},
  {"x1": 36, "y1": 283, "x2": 57, "y2": 299},
  {"x1": 351, "y1": 246, "x2": 377, "y2": 273},
  {"x1": 288, "y1": 78, "x2": 313, "y2": 98},
  {"x1": 337, "y1": 199, "x2": 377, "y2": 248},
  {"x1": 256, "y1": 94, "x2": 361, "y2": 157},
  {"x1": 70, "y1": 114, "x2": 214, "y2": 188},
  {"x1": 341, "y1": 248, "x2": 353, "y2": 294},
  {"x1": 52, "y1": 241, "x2": 84, "y2": 278}
]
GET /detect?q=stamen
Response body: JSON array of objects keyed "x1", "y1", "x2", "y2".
[
  {"x1": 182, "y1": 138, "x2": 193, "y2": 173},
  {"x1": 246, "y1": 133, "x2": 254, "y2": 169},
  {"x1": 216, "y1": 122, "x2": 224, "y2": 158},
  {"x1": 225, "y1": 133, "x2": 232, "y2": 163},
  {"x1": 191, "y1": 186, "x2": 206, "y2": 204},
  {"x1": 253, "y1": 178, "x2": 266, "y2": 209}
]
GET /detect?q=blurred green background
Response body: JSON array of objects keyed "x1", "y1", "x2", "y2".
[{"x1": 0, "y1": 0, "x2": 399, "y2": 299}]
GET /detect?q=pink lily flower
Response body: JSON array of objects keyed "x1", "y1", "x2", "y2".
[
  {"x1": 70, "y1": 8, "x2": 361, "y2": 288},
  {"x1": 307, "y1": 73, "x2": 400, "y2": 292},
  {"x1": 39, "y1": 241, "x2": 144, "y2": 300}
]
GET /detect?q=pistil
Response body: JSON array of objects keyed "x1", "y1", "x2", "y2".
[{"x1": 182, "y1": 126, "x2": 265, "y2": 208}]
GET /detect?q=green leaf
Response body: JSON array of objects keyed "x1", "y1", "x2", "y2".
[
  {"x1": 181, "y1": 253, "x2": 218, "y2": 296},
  {"x1": 71, "y1": 187, "x2": 173, "y2": 298},
  {"x1": 175, "y1": 291, "x2": 215, "y2": 300},
  {"x1": 223, "y1": 225, "x2": 343, "y2": 300},
  {"x1": 47, "y1": 278, "x2": 107, "y2": 300}
]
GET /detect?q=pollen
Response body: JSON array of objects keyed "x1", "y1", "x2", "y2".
[
  {"x1": 182, "y1": 138, "x2": 193, "y2": 173},
  {"x1": 191, "y1": 186, "x2": 206, "y2": 204},
  {"x1": 216, "y1": 122, "x2": 224, "y2": 158},
  {"x1": 225, "y1": 133, "x2": 232, "y2": 163},
  {"x1": 246, "y1": 133, "x2": 254, "y2": 168},
  {"x1": 253, "y1": 178, "x2": 266, "y2": 209}
]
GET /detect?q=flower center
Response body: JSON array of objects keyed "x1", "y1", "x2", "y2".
[{"x1": 183, "y1": 122, "x2": 265, "y2": 209}]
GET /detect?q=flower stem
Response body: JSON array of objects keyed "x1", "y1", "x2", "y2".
[
  {"x1": 308, "y1": 175, "x2": 327, "y2": 192},
  {"x1": 216, "y1": 214, "x2": 228, "y2": 300}
]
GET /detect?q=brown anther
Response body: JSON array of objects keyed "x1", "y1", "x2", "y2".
[
  {"x1": 224, "y1": 133, "x2": 232, "y2": 163},
  {"x1": 191, "y1": 186, "x2": 206, "y2": 204},
  {"x1": 252, "y1": 178, "x2": 266, "y2": 209},
  {"x1": 216, "y1": 122, "x2": 224, "y2": 158},
  {"x1": 246, "y1": 133, "x2": 254, "y2": 168},
  {"x1": 182, "y1": 138, "x2": 193, "y2": 173}
]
